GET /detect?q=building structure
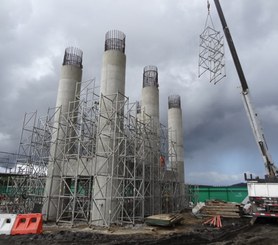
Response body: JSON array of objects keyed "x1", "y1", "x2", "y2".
[{"x1": 4, "y1": 30, "x2": 185, "y2": 227}]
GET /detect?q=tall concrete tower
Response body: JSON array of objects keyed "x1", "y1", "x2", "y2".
[
  {"x1": 43, "y1": 47, "x2": 83, "y2": 221},
  {"x1": 168, "y1": 95, "x2": 185, "y2": 205},
  {"x1": 141, "y1": 66, "x2": 159, "y2": 129},
  {"x1": 91, "y1": 30, "x2": 126, "y2": 226},
  {"x1": 141, "y1": 66, "x2": 160, "y2": 214}
]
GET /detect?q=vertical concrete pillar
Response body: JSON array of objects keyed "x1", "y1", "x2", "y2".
[
  {"x1": 43, "y1": 47, "x2": 83, "y2": 221},
  {"x1": 168, "y1": 95, "x2": 185, "y2": 208},
  {"x1": 141, "y1": 66, "x2": 160, "y2": 214},
  {"x1": 91, "y1": 30, "x2": 126, "y2": 226},
  {"x1": 141, "y1": 66, "x2": 159, "y2": 130}
]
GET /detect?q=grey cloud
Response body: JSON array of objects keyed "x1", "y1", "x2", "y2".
[{"x1": 1, "y1": 0, "x2": 278, "y2": 185}]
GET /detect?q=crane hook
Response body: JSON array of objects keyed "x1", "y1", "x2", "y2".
[{"x1": 207, "y1": 0, "x2": 211, "y2": 14}]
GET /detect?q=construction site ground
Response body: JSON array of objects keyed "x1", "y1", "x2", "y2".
[{"x1": 1, "y1": 211, "x2": 278, "y2": 245}]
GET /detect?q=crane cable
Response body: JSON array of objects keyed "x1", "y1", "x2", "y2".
[
  {"x1": 204, "y1": 0, "x2": 215, "y2": 29},
  {"x1": 207, "y1": 0, "x2": 210, "y2": 14}
]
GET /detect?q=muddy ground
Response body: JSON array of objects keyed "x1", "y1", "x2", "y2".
[{"x1": 1, "y1": 214, "x2": 278, "y2": 245}]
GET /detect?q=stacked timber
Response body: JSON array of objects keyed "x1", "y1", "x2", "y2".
[
  {"x1": 145, "y1": 213, "x2": 183, "y2": 227},
  {"x1": 200, "y1": 200, "x2": 241, "y2": 218}
]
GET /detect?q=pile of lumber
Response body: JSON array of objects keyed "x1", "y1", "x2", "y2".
[
  {"x1": 203, "y1": 215, "x2": 223, "y2": 228},
  {"x1": 145, "y1": 213, "x2": 183, "y2": 227},
  {"x1": 200, "y1": 200, "x2": 241, "y2": 218}
]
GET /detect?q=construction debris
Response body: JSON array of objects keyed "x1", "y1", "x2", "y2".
[
  {"x1": 203, "y1": 215, "x2": 222, "y2": 228},
  {"x1": 192, "y1": 202, "x2": 205, "y2": 215},
  {"x1": 145, "y1": 213, "x2": 183, "y2": 227}
]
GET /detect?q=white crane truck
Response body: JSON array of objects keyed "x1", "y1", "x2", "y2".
[{"x1": 213, "y1": 0, "x2": 278, "y2": 222}]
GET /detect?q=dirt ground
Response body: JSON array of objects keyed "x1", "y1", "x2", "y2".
[{"x1": 1, "y1": 213, "x2": 278, "y2": 245}]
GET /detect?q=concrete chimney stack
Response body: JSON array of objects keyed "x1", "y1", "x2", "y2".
[
  {"x1": 141, "y1": 66, "x2": 159, "y2": 129},
  {"x1": 140, "y1": 65, "x2": 161, "y2": 214},
  {"x1": 168, "y1": 95, "x2": 185, "y2": 205},
  {"x1": 43, "y1": 47, "x2": 83, "y2": 221},
  {"x1": 91, "y1": 30, "x2": 126, "y2": 226}
]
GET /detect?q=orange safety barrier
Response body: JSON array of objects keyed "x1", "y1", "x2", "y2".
[{"x1": 11, "y1": 213, "x2": 43, "y2": 235}]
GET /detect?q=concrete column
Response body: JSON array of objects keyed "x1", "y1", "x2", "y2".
[
  {"x1": 141, "y1": 66, "x2": 159, "y2": 130},
  {"x1": 141, "y1": 66, "x2": 161, "y2": 214},
  {"x1": 43, "y1": 47, "x2": 83, "y2": 221},
  {"x1": 91, "y1": 30, "x2": 126, "y2": 226},
  {"x1": 168, "y1": 95, "x2": 185, "y2": 208}
]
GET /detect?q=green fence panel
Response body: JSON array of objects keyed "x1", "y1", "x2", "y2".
[{"x1": 190, "y1": 186, "x2": 248, "y2": 203}]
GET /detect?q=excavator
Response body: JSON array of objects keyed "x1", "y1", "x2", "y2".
[{"x1": 212, "y1": 0, "x2": 278, "y2": 222}]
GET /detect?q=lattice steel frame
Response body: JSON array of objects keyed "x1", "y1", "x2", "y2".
[{"x1": 198, "y1": 12, "x2": 225, "y2": 84}]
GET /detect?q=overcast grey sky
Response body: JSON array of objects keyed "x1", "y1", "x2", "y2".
[{"x1": 1, "y1": 0, "x2": 278, "y2": 185}]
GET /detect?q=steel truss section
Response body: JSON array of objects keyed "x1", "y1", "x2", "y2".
[{"x1": 198, "y1": 11, "x2": 225, "y2": 84}]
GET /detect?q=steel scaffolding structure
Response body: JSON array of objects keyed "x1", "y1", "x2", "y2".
[
  {"x1": 0, "y1": 152, "x2": 18, "y2": 173},
  {"x1": 160, "y1": 126, "x2": 181, "y2": 213},
  {"x1": 5, "y1": 109, "x2": 55, "y2": 213},
  {"x1": 55, "y1": 79, "x2": 99, "y2": 225},
  {"x1": 5, "y1": 80, "x2": 182, "y2": 227},
  {"x1": 90, "y1": 92, "x2": 159, "y2": 226}
]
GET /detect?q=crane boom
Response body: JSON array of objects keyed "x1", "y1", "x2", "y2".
[{"x1": 213, "y1": 0, "x2": 278, "y2": 178}]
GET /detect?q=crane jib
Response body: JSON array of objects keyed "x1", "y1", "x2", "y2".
[
  {"x1": 213, "y1": 0, "x2": 277, "y2": 178},
  {"x1": 213, "y1": 0, "x2": 248, "y2": 92}
]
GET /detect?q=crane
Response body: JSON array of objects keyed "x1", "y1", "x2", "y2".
[
  {"x1": 213, "y1": 0, "x2": 278, "y2": 179},
  {"x1": 212, "y1": 0, "x2": 278, "y2": 222}
]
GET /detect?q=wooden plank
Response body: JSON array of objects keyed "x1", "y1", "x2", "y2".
[
  {"x1": 201, "y1": 211, "x2": 240, "y2": 216},
  {"x1": 205, "y1": 201, "x2": 239, "y2": 207},
  {"x1": 145, "y1": 214, "x2": 183, "y2": 227},
  {"x1": 202, "y1": 207, "x2": 239, "y2": 212},
  {"x1": 202, "y1": 214, "x2": 241, "y2": 218}
]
